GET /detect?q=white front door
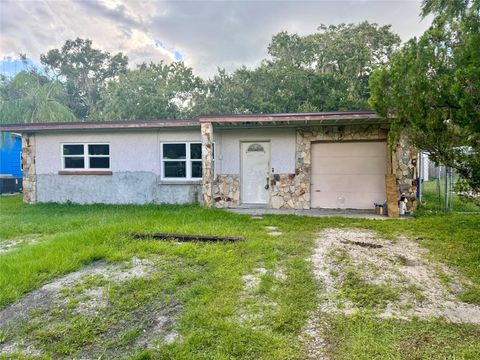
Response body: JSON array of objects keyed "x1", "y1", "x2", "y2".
[{"x1": 241, "y1": 142, "x2": 270, "y2": 204}]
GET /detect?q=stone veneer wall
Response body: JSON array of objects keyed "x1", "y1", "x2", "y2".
[
  {"x1": 393, "y1": 135, "x2": 418, "y2": 211},
  {"x1": 212, "y1": 174, "x2": 240, "y2": 208},
  {"x1": 270, "y1": 173, "x2": 309, "y2": 209},
  {"x1": 202, "y1": 122, "x2": 417, "y2": 211},
  {"x1": 22, "y1": 134, "x2": 37, "y2": 204},
  {"x1": 272, "y1": 124, "x2": 390, "y2": 210},
  {"x1": 201, "y1": 122, "x2": 214, "y2": 207}
]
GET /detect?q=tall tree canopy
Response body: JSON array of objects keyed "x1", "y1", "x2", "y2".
[
  {"x1": 98, "y1": 62, "x2": 204, "y2": 120},
  {"x1": 1, "y1": 24, "x2": 400, "y2": 122},
  {"x1": 0, "y1": 71, "x2": 75, "y2": 124},
  {"x1": 40, "y1": 38, "x2": 128, "y2": 119},
  {"x1": 369, "y1": 0, "x2": 480, "y2": 190},
  {"x1": 196, "y1": 22, "x2": 400, "y2": 115}
]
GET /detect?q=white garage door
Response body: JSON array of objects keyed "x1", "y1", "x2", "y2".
[{"x1": 311, "y1": 142, "x2": 387, "y2": 209}]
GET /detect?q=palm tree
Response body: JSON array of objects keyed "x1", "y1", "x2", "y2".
[{"x1": 0, "y1": 71, "x2": 75, "y2": 124}]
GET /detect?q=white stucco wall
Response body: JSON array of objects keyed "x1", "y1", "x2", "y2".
[
  {"x1": 34, "y1": 128, "x2": 203, "y2": 204},
  {"x1": 35, "y1": 129, "x2": 202, "y2": 175},
  {"x1": 31, "y1": 127, "x2": 295, "y2": 204},
  {"x1": 215, "y1": 128, "x2": 296, "y2": 174}
]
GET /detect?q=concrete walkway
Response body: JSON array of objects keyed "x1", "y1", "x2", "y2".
[{"x1": 227, "y1": 208, "x2": 407, "y2": 220}]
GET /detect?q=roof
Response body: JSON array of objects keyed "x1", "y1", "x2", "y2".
[
  {"x1": 0, "y1": 119, "x2": 200, "y2": 132},
  {"x1": 0, "y1": 111, "x2": 386, "y2": 133},
  {"x1": 199, "y1": 111, "x2": 385, "y2": 127}
]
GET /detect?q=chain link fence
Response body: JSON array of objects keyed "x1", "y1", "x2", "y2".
[{"x1": 417, "y1": 152, "x2": 480, "y2": 213}]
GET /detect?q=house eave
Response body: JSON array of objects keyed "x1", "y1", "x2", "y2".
[
  {"x1": 0, "y1": 111, "x2": 388, "y2": 133},
  {"x1": 199, "y1": 111, "x2": 387, "y2": 127},
  {"x1": 0, "y1": 119, "x2": 200, "y2": 133}
]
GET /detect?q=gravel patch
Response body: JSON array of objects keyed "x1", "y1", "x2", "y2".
[
  {"x1": 242, "y1": 267, "x2": 268, "y2": 291},
  {"x1": 267, "y1": 231, "x2": 283, "y2": 236},
  {"x1": 0, "y1": 257, "x2": 158, "y2": 356},
  {"x1": 301, "y1": 313, "x2": 329, "y2": 360},
  {"x1": 303, "y1": 228, "x2": 480, "y2": 359},
  {"x1": 0, "y1": 341, "x2": 42, "y2": 357},
  {"x1": 310, "y1": 228, "x2": 480, "y2": 323},
  {"x1": 238, "y1": 266, "x2": 285, "y2": 327},
  {"x1": 265, "y1": 226, "x2": 278, "y2": 230},
  {"x1": 0, "y1": 236, "x2": 40, "y2": 254},
  {"x1": 135, "y1": 304, "x2": 182, "y2": 348}
]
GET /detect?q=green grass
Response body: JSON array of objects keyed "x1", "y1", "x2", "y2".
[
  {"x1": 323, "y1": 314, "x2": 480, "y2": 360},
  {"x1": 338, "y1": 269, "x2": 400, "y2": 309},
  {"x1": 0, "y1": 196, "x2": 320, "y2": 359},
  {"x1": 331, "y1": 250, "x2": 400, "y2": 309},
  {"x1": 418, "y1": 180, "x2": 480, "y2": 214},
  {"x1": 0, "y1": 195, "x2": 479, "y2": 359}
]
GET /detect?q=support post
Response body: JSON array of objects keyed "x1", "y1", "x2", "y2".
[
  {"x1": 418, "y1": 151, "x2": 423, "y2": 205},
  {"x1": 201, "y1": 122, "x2": 214, "y2": 207},
  {"x1": 450, "y1": 167, "x2": 454, "y2": 211},
  {"x1": 444, "y1": 166, "x2": 449, "y2": 211},
  {"x1": 21, "y1": 133, "x2": 37, "y2": 204},
  {"x1": 385, "y1": 143, "x2": 399, "y2": 218}
]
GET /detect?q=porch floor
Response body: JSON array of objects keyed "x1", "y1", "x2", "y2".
[{"x1": 227, "y1": 208, "x2": 407, "y2": 220}]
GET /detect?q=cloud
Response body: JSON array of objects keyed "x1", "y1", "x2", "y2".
[
  {"x1": 0, "y1": 0, "x2": 432, "y2": 78},
  {"x1": 154, "y1": 39, "x2": 184, "y2": 62}
]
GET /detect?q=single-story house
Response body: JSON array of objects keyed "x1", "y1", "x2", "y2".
[
  {"x1": 0, "y1": 132, "x2": 23, "y2": 194},
  {"x1": 0, "y1": 111, "x2": 418, "y2": 217}
]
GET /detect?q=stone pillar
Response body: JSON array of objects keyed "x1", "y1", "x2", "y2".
[
  {"x1": 22, "y1": 133, "x2": 37, "y2": 204},
  {"x1": 294, "y1": 129, "x2": 312, "y2": 209},
  {"x1": 201, "y1": 122, "x2": 214, "y2": 207},
  {"x1": 393, "y1": 134, "x2": 418, "y2": 212},
  {"x1": 385, "y1": 132, "x2": 418, "y2": 216}
]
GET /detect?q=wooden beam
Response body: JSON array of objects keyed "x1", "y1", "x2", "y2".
[
  {"x1": 130, "y1": 233, "x2": 244, "y2": 242},
  {"x1": 385, "y1": 142, "x2": 399, "y2": 217}
]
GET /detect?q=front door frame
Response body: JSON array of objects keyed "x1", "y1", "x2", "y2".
[{"x1": 240, "y1": 140, "x2": 271, "y2": 206}]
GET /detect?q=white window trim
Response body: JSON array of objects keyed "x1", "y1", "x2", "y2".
[
  {"x1": 61, "y1": 143, "x2": 111, "y2": 171},
  {"x1": 160, "y1": 141, "x2": 210, "y2": 181}
]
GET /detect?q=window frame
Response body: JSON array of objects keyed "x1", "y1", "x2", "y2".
[
  {"x1": 160, "y1": 141, "x2": 212, "y2": 181},
  {"x1": 61, "y1": 143, "x2": 111, "y2": 171}
]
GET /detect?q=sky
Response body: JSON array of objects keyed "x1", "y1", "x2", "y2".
[{"x1": 0, "y1": 0, "x2": 432, "y2": 78}]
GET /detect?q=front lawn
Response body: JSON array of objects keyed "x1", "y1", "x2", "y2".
[
  {"x1": 417, "y1": 180, "x2": 480, "y2": 214},
  {"x1": 0, "y1": 195, "x2": 479, "y2": 359}
]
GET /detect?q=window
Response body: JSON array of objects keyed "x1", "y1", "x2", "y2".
[
  {"x1": 161, "y1": 142, "x2": 213, "y2": 180},
  {"x1": 247, "y1": 143, "x2": 265, "y2": 152},
  {"x1": 62, "y1": 143, "x2": 110, "y2": 170}
]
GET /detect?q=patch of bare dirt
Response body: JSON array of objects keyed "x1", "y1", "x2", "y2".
[
  {"x1": 0, "y1": 257, "x2": 158, "y2": 357},
  {"x1": 310, "y1": 228, "x2": 480, "y2": 323},
  {"x1": 0, "y1": 235, "x2": 41, "y2": 254},
  {"x1": 135, "y1": 303, "x2": 182, "y2": 349},
  {"x1": 237, "y1": 266, "x2": 286, "y2": 328},
  {"x1": 302, "y1": 228, "x2": 480, "y2": 359}
]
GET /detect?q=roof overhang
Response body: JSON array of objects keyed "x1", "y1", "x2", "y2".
[
  {"x1": 0, "y1": 119, "x2": 200, "y2": 133},
  {"x1": 199, "y1": 111, "x2": 387, "y2": 128},
  {"x1": 0, "y1": 111, "x2": 387, "y2": 133}
]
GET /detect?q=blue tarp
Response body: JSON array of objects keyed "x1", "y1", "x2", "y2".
[{"x1": 0, "y1": 132, "x2": 23, "y2": 178}]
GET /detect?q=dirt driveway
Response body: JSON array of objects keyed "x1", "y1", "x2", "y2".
[{"x1": 303, "y1": 228, "x2": 480, "y2": 358}]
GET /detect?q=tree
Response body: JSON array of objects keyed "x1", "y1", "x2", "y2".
[
  {"x1": 198, "y1": 22, "x2": 401, "y2": 114},
  {"x1": 40, "y1": 38, "x2": 128, "y2": 119},
  {"x1": 98, "y1": 62, "x2": 204, "y2": 120},
  {"x1": 369, "y1": 0, "x2": 480, "y2": 190},
  {"x1": 0, "y1": 71, "x2": 75, "y2": 123}
]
